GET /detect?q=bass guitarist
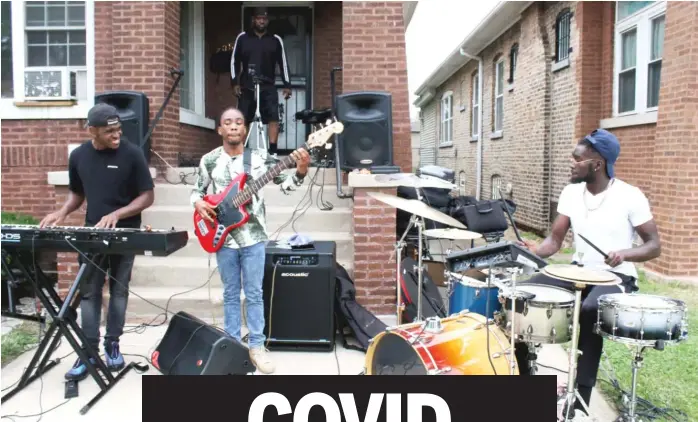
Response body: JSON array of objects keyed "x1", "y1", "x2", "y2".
[{"x1": 190, "y1": 106, "x2": 309, "y2": 374}]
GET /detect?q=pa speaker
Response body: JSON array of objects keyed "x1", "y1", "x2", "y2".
[
  {"x1": 94, "y1": 91, "x2": 150, "y2": 161},
  {"x1": 335, "y1": 91, "x2": 394, "y2": 171},
  {"x1": 263, "y1": 241, "x2": 337, "y2": 351},
  {"x1": 151, "y1": 311, "x2": 255, "y2": 375}
]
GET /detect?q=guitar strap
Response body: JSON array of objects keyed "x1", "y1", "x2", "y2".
[{"x1": 243, "y1": 147, "x2": 252, "y2": 176}]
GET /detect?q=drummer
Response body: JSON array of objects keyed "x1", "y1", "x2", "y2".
[{"x1": 517, "y1": 129, "x2": 662, "y2": 413}]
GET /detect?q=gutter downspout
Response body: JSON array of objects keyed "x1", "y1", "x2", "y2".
[{"x1": 460, "y1": 47, "x2": 484, "y2": 200}]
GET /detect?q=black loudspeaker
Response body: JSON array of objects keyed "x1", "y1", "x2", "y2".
[
  {"x1": 263, "y1": 241, "x2": 337, "y2": 351},
  {"x1": 94, "y1": 91, "x2": 150, "y2": 161},
  {"x1": 335, "y1": 91, "x2": 394, "y2": 171},
  {"x1": 151, "y1": 311, "x2": 255, "y2": 375}
]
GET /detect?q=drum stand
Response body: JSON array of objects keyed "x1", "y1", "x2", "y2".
[
  {"x1": 395, "y1": 213, "x2": 427, "y2": 324},
  {"x1": 562, "y1": 282, "x2": 593, "y2": 422}
]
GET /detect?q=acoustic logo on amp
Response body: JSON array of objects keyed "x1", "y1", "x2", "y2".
[{"x1": 248, "y1": 392, "x2": 451, "y2": 422}]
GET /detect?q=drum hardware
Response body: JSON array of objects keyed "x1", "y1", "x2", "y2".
[
  {"x1": 594, "y1": 293, "x2": 689, "y2": 422},
  {"x1": 540, "y1": 264, "x2": 622, "y2": 422},
  {"x1": 369, "y1": 191, "x2": 466, "y2": 325},
  {"x1": 422, "y1": 317, "x2": 444, "y2": 334}
]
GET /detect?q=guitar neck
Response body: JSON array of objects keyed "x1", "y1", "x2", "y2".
[{"x1": 234, "y1": 147, "x2": 305, "y2": 205}]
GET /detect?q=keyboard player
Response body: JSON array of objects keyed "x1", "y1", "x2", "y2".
[{"x1": 39, "y1": 103, "x2": 155, "y2": 381}]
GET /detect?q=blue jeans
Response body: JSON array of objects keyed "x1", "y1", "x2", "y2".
[{"x1": 216, "y1": 241, "x2": 266, "y2": 348}]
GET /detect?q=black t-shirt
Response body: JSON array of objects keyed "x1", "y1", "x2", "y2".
[{"x1": 68, "y1": 140, "x2": 154, "y2": 228}]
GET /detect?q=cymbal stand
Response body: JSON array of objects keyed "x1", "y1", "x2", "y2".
[
  {"x1": 394, "y1": 213, "x2": 425, "y2": 324},
  {"x1": 563, "y1": 282, "x2": 592, "y2": 421},
  {"x1": 508, "y1": 267, "x2": 520, "y2": 376}
]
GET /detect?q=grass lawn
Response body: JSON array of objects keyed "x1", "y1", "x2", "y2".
[
  {"x1": 1, "y1": 321, "x2": 42, "y2": 368},
  {"x1": 597, "y1": 272, "x2": 697, "y2": 421}
]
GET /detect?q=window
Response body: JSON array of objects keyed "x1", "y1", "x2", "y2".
[
  {"x1": 440, "y1": 91, "x2": 453, "y2": 145},
  {"x1": 471, "y1": 73, "x2": 479, "y2": 137},
  {"x1": 491, "y1": 174, "x2": 503, "y2": 200},
  {"x1": 459, "y1": 171, "x2": 467, "y2": 196},
  {"x1": 1, "y1": 1, "x2": 13, "y2": 98},
  {"x1": 555, "y1": 10, "x2": 572, "y2": 62},
  {"x1": 0, "y1": 0, "x2": 95, "y2": 120},
  {"x1": 179, "y1": 1, "x2": 213, "y2": 129},
  {"x1": 493, "y1": 59, "x2": 504, "y2": 133},
  {"x1": 508, "y1": 44, "x2": 518, "y2": 83},
  {"x1": 613, "y1": 1, "x2": 666, "y2": 116}
]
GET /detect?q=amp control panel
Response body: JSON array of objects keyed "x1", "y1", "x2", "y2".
[{"x1": 272, "y1": 255, "x2": 319, "y2": 266}]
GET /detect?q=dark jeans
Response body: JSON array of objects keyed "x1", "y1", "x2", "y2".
[
  {"x1": 514, "y1": 269, "x2": 637, "y2": 396},
  {"x1": 78, "y1": 253, "x2": 135, "y2": 351}
]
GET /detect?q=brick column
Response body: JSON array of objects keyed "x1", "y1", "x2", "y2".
[
  {"x1": 349, "y1": 175, "x2": 400, "y2": 316},
  {"x1": 645, "y1": 2, "x2": 698, "y2": 278},
  {"x1": 341, "y1": 1, "x2": 412, "y2": 173}
]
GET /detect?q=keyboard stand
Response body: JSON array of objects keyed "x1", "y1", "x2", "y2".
[{"x1": 0, "y1": 249, "x2": 136, "y2": 415}]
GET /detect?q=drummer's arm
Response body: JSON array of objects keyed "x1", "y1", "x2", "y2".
[
  {"x1": 522, "y1": 214, "x2": 570, "y2": 259},
  {"x1": 617, "y1": 220, "x2": 661, "y2": 263}
]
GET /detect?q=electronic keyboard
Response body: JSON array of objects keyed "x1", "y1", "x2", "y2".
[
  {"x1": 0, "y1": 224, "x2": 188, "y2": 257},
  {"x1": 445, "y1": 240, "x2": 548, "y2": 272}
]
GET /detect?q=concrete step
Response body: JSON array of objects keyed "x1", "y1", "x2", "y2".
[
  {"x1": 164, "y1": 166, "x2": 344, "y2": 186},
  {"x1": 169, "y1": 231, "x2": 355, "y2": 261},
  {"x1": 131, "y1": 245, "x2": 355, "y2": 288},
  {"x1": 152, "y1": 183, "x2": 353, "y2": 208},
  {"x1": 142, "y1": 205, "x2": 353, "y2": 234}
]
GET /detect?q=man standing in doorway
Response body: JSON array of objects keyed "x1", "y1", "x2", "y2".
[{"x1": 231, "y1": 6, "x2": 292, "y2": 155}]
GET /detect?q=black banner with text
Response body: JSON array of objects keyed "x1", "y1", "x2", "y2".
[{"x1": 142, "y1": 375, "x2": 555, "y2": 421}]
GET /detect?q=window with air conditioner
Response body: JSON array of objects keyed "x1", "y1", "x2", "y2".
[{"x1": 22, "y1": 1, "x2": 88, "y2": 101}]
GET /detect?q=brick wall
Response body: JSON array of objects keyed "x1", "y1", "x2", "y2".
[
  {"x1": 643, "y1": 2, "x2": 698, "y2": 277},
  {"x1": 314, "y1": 2, "x2": 343, "y2": 109}
]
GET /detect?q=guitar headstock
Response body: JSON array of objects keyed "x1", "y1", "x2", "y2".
[{"x1": 306, "y1": 120, "x2": 344, "y2": 150}]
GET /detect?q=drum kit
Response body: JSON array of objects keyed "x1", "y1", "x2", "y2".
[{"x1": 363, "y1": 176, "x2": 689, "y2": 422}]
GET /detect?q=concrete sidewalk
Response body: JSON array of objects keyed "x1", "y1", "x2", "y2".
[{"x1": 0, "y1": 316, "x2": 619, "y2": 422}]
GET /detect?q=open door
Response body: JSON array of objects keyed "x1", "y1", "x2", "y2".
[{"x1": 241, "y1": 5, "x2": 313, "y2": 154}]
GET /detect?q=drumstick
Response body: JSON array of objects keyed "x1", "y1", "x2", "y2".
[{"x1": 578, "y1": 234, "x2": 609, "y2": 259}]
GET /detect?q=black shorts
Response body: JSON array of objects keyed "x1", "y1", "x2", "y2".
[{"x1": 238, "y1": 86, "x2": 279, "y2": 125}]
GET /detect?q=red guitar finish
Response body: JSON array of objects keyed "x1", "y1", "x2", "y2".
[{"x1": 193, "y1": 121, "x2": 343, "y2": 253}]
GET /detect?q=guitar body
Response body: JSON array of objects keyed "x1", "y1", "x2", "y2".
[
  {"x1": 193, "y1": 172, "x2": 251, "y2": 253},
  {"x1": 192, "y1": 120, "x2": 344, "y2": 253}
]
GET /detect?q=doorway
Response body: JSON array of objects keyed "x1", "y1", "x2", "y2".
[{"x1": 241, "y1": 5, "x2": 313, "y2": 154}]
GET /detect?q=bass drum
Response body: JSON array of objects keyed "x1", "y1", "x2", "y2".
[{"x1": 364, "y1": 311, "x2": 517, "y2": 376}]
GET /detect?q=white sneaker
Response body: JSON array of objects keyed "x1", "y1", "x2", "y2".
[{"x1": 249, "y1": 346, "x2": 275, "y2": 374}]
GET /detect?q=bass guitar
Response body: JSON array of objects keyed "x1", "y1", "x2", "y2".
[{"x1": 193, "y1": 120, "x2": 344, "y2": 253}]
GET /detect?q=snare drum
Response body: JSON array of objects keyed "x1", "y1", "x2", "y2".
[
  {"x1": 364, "y1": 311, "x2": 517, "y2": 375},
  {"x1": 448, "y1": 275, "x2": 501, "y2": 319},
  {"x1": 496, "y1": 283, "x2": 575, "y2": 344},
  {"x1": 595, "y1": 293, "x2": 688, "y2": 347}
]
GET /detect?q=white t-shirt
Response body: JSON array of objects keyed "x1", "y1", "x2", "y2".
[{"x1": 557, "y1": 178, "x2": 653, "y2": 280}]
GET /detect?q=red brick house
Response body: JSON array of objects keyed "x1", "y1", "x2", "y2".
[
  {"x1": 1, "y1": 1, "x2": 417, "y2": 317},
  {"x1": 414, "y1": 1, "x2": 698, "y2": 282}
]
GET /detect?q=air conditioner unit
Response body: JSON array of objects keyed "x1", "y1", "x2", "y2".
[{"x1": 23, "y1": 68, "x2": 87, "y2": 101}]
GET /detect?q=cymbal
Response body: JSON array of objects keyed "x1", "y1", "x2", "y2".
[
  {"x1": 541, "y1": 264, "x2": 621, "y2": 286},
  {"x1": 424, "y1": 228, "x2": 481, "y2": 240},
  {"x1": 367, "y1": 192, "x2": 467, "y2": 229},
  {"x1": 374, "y1": 173, "x2": 457, "y2": 190}
]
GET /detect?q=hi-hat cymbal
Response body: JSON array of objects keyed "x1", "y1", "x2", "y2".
[
  {"x1": 367, "y1": 192, "x2": 466, "y2": 229},
  {"x1": 424, "y1": 228, "x2": 482, "y2": 240},
  {"x1": 541, "y1": 264, "x2": 621, "y2": 286}
]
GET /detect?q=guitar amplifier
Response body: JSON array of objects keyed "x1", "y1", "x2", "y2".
[{"x1": 262, "y1": 241, "x2": 337, "y2": 351}]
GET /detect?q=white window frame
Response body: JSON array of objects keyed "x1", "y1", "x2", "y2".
[
  {"x1": 612, "y1": 1, "x2": 666, "y2": 118},
  {"x1": 440, "y1": 91, "x2": 453, "y2": 146},
  {"x1": 471, "y1": 74, "x2": 479, "y2": 139},
  {"x1": 179, "y1": 1, "x2": 214, "y2": 130},
  {"x1": 0, "y1": 0, "x2": 95, "y2": 120},
  {"x1": 493, "y1": 58, "x2": 504, "y2": 135}
]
